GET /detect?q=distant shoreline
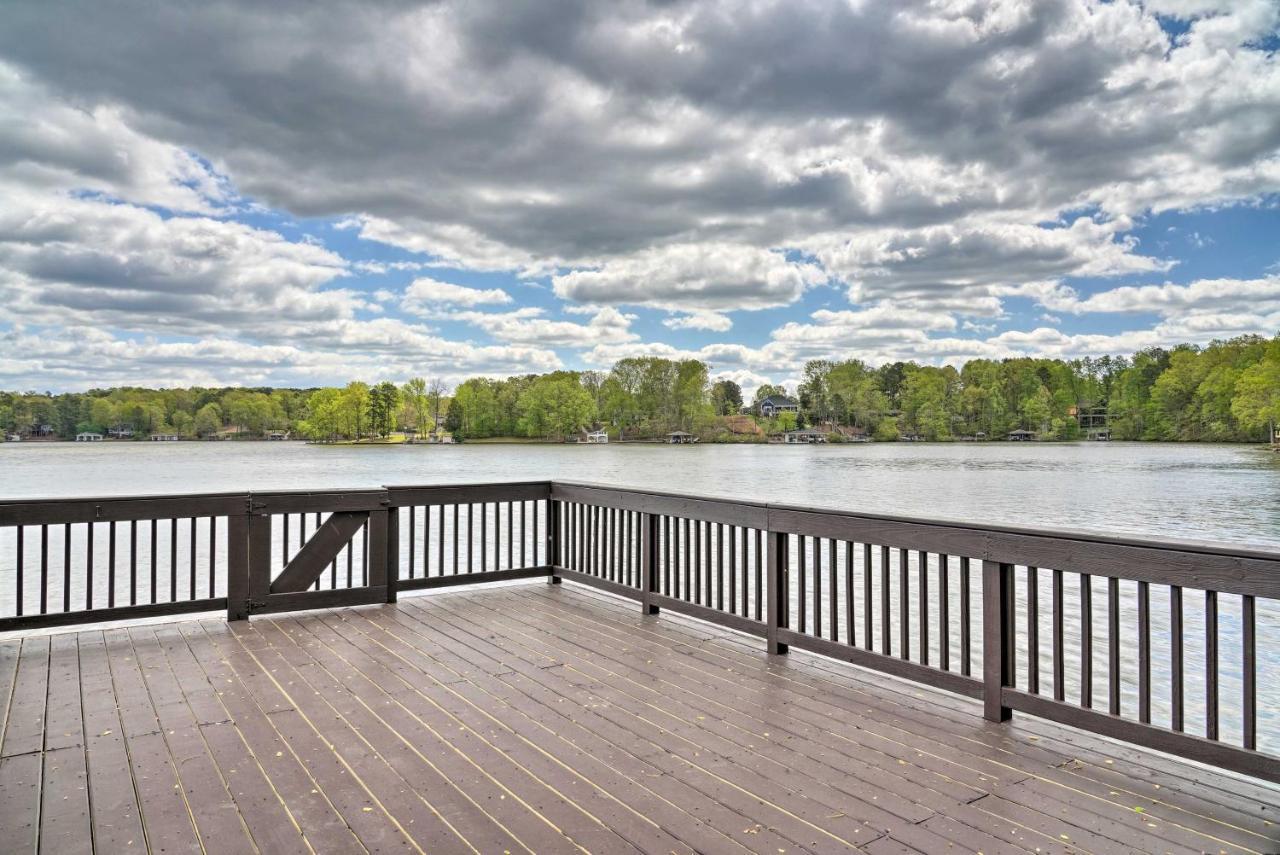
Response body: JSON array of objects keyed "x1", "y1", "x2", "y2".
[{"x1": 4, "y1": 435, "x2": 1276, "y2": 447}]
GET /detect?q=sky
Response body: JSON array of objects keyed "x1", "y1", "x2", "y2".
[{"x1": 0, "y1": 0, "x2": 1278, "y2": 395}]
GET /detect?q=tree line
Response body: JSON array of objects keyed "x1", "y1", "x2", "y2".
[{"x1": 2, "y1": 334, "x2": 1278, "y2": 442}]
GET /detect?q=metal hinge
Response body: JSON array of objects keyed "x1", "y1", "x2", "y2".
[
  {"x1": 247, "y1": 598, "x2": 268, "y2": 611},
  {"x1": 246, "y1": 498, "x2": 268, "y2": 512}
]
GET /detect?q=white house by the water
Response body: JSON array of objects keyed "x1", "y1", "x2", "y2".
[{"x1": 76, "y1": 432, "x2": 103, "y2": 442}]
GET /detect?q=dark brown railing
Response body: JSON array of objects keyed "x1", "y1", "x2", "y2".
[{"x1": 1, "y1": 480, "x2": 1276, "y2": 783}]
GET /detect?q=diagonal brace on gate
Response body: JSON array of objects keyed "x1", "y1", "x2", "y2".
[{"x1": 271, "y1": 510, "x2": 368, "y2": 593}]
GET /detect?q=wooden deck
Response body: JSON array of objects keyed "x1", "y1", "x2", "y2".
[{"x1": 2, "y1": 581, "x2": 1277, "y2": 854}]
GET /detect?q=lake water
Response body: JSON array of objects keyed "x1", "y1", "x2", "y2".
[
  {"x1": 3, "y1": 440, "x2": 1278, "y2": 752},
  {"x1": 4, "y1": 440, "x2": 1279, "y2": 546}
]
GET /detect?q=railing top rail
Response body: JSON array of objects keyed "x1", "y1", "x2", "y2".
[
  {"x1": 0, "y1": 490, "x2": 248, "y2": 507},
  {"x1": 552, "y1": 479, "x2": 1280, "y2": 564},
  {"x1": 383, "y1": 480, "x2": 553, "y2": 490},
  {"x1": 0, "y1": 492, "x2": 249, "y2": 526}
]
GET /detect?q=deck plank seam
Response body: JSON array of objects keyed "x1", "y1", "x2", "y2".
[
  {"x1": 324, "y1": 606, "x2": 821, "y2": 854},
  {"x1": 268, "y1": 611, "x2": 676, "y2": 855},
  {"x1": 502, "y1": 585, "x2": 1277, "y2": 851},
  {"x1": 212, "y1": 621, "x2": 436, "y2": 855},
  {"x1": 406, "y1": 596, "x2": 910, "y2": 849},
  {"x1": 254, "y1": 614, "x2": 560, "y2": 855}
]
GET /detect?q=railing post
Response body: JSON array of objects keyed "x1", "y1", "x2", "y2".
[
  {"x1": 367, "y1": 507, "x2": 390, "y2": 598},
  {"x1": 983, "y1": 560, "x2": 1014, "y2": 722},
  {"x1": 383, "y1": 504, "x2": 399, "y2": 603},
  {"x1": 767, "y1": 529, "x2": 789, "y2": 655},
  {"x1": 226, "y1": 504, "x2": 250, "y2": 621},
  {"x1": 640, "y1": 512, "x2": 659, "y2": 615},
  {"x1": 546, "y1": 496, "x2": 562, "y2": 583}
]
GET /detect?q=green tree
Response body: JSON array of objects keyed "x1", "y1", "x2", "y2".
[
  {"x1": 1232, "y1": 339, "x2": 1280, "y2": 437},
  {"x1": 193, "y1": 403, "x2": 223, "y2": 437},
  {"x1": 517, "y1": 372, "x2": 597, "y2": 439},
  {"x1": 710, "y1": 379, "x2": 743, "y2": 416}
]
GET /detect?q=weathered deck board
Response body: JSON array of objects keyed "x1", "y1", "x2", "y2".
[{"x1": 1, "y1": 581, "x2": 1277, "y2": 854}]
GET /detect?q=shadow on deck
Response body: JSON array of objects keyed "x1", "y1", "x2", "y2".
[{"x1": 2, "y1": 581, "x2": 1277, "y2": 854}]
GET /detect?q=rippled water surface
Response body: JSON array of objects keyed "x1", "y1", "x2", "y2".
[{"x1": 4, "y1": 440, "x2": 1279, "y2": 546}]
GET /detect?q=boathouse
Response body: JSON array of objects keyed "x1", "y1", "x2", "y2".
[
  {"x1": 666, "y1": 430, "x2": 697, "y2": 444},
  {"x1": 74, "y1": 432, "x2": 103, "y2": 442},
  {"x1": 784, "y1": 428, "x2": 828, "y2": 444}
]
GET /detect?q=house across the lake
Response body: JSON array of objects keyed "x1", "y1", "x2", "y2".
[
  {"x1": 758, "y1": 394, "x2": 800, "y2": 418},
  {"x1": 584, "y1": 429, "x2": 608, "y2": 444},
  {"x1": 267, "y1": 431, "x2": 290, "y2": 440},
  {"x1": 1007, "y1": 429, "x2": 1037, "y2": 441},
  {"x1": 667, "y1": 430, "x2": 697, "y2": 444},
  {"x1": 75, "y1": 432, "x2": 103, "y2": 442}
]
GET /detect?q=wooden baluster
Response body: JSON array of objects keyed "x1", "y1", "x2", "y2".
[
  {"x1": 149, "y1": 517, "x2": 158, "y2": 604},
  {"x1": 693, "y1": 519, "x2": 702, "y2": 605},
  {"x1": 899, "y1": 548, "x2": 909, "y2": 660},
  {"x1": 829, "y1": 538, "x2": 838, "y2": 642},
  {"x1": 1108, "y1": 577, "x2": 1120, "y2": 715},
  {"x1": 845, "y1": 542, "x2": 856, "y2": 647},
  {"x1": 129, "y1": 521, "x2": 137, "y2": 607},
  {"x1": 755, "y1": 529, "x2": 764, "y2": 622},
  {"x1": 408, "y1": 505, "x2": 416, "y2": 579},
  {"x1": 86, "y1": 522, "x2": 95, "y2": 610},
  {"x1": 1080, "y1": 573, "x2": 1093, "y2": 709},
  {"x1": 728, "y1": 525, "x2": 737, "y2": 614},
  {"x1": 960, "y1": 556, "x2": 971, "y2": 676},
  {"x1": 63, "y1": 523, "x2": 72, "y2": 612},
  {"x1": 716, "y1": 522, "x2": 725, "y2": 611},
  {"x1": 109, "y1": 522, "x2": 118, "y2": 608},
  {"x1": 797, "y1": 535, "x2": 807, "y2": 634},
  {"x1": 1138, "y1": 580, "x2": 1151, "y2": 724},
  {"x1": 1205, "y1": 590, "x2": 1218, "y2": 741},
  {"x1": 880, "y1": 545, "x2": 890, "y2": 655},
  {"x1": 864, "y1": 544, "x2": 874, "y2": 651},
  {"x1": 452, "y1": 504, "x2": 460, "y2": 575},
  {"x1": 938, "y1": 554, "x2": 949, "y2": 671},
  {"x1": 208, "y1": 517, "x2": 216, "y2": 598},
  {"x1": 436, "y1": 506, "x2": 444, "y2": 577},
  {"x1": 1243, "y1": 594, "x2": 1256, "y2": 751},
  {"x1": 684, "y1": 518, "x2": 693, "y2": 601},
  {"x1": 918, "y1": 550, "x2": 929, "y2": 665},
  {"x1": 170, "y1": 519, "x2": 178, "y2": 603},
  {"x1": 1053, "y1": 569, "x2": 1065, "y2": 701},
  {"x1": 813, "y1": 536, "x2": 823, "y2": 638},
  {"x1": 188, "y1": 518, "x2": 196, "y2": 601},
  {"x1": 1027, "y1": 566, "x2": 1039, "y2": 694},
  {"x1": 506, "y1": 501, "x2": 514, "y2": 570},
  {"x1": 15, "y1": 526, "x2": 23, "y2": 616}
]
